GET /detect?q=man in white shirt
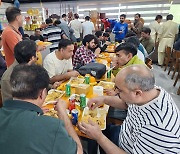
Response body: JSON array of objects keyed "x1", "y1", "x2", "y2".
[
  {"x1": 43, "y1": 39, "x2": 79, "y2": 83},
  {"x1": 157, "y1": 14, "x2": 179, "y2": 65},
  {"x1": 79, "y1": 64, "x2": 180, "y2": 154},
  {"x1": 69, "y1": 14, "x2": 82, "y2": 42},
  {"x1": 149, "y1": 15, "x2": 162, "y2": 43},
  {"x1": 82, "y1": 16, "x2": 95, "y2": 38}
]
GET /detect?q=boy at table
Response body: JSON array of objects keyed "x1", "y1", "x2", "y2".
[
  {"x1": 79, "y1": 65, "x2": 180, "y2": 154},
  {"x1": 0, "y1": 64, "x2": 83, "y2": 154}
]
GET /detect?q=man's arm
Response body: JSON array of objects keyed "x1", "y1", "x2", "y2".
[
  {"x1": 88, "y1": 95, "x2": 128, "y2": 110},
  {"x1": 50, "y1": 71, "x2": 79, "y2": 84},
  {"x1": 78, "y1": 120, "x2": 126, "y2": 154},
  {"x1": 55, "y1": 100, "x2": 83, "y2": 154}
]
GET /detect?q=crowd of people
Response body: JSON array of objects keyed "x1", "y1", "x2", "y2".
[{"x1": 0, "y1": 6, "x2": 180, "y2": 154}]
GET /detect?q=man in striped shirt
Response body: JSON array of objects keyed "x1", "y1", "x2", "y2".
[
  {"x1": 79, "y1": 64, "x2": 180, "y2": 154},
  {"x1": 43, "y1": 18, "x2": 67, "y2": 52}
]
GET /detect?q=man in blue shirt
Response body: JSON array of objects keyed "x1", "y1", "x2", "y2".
[{"x1": 113, "y1": 14, "x2": 128, "y2": 43}]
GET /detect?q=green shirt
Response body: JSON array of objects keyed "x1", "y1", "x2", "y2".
[
  {"x1": 112, "y1": 55, "x2": 145, "y2": 76},
  {"x1": 0, "y1": 100, "x2": 77, "y2": 154}
]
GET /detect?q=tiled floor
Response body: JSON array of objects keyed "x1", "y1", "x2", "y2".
[{"x1": 153, "y1": 65, "x2": 180, "y2": 109}]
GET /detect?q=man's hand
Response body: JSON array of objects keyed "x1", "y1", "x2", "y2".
[
  {"x1": 41, "y1": 106, "x2": 50, "y2": 113},
  {"x1": 78, "y1": 119, "x2": 103, "y2": 140},
  {"x1": 104, "y1": 89, "x2": 117, "y2": 96},
  {"x1": 67, "y1": 70, "x2": 79, "y2": 78},
  {"x1": 119, "y1": 31, "x2": 123, "y2": 34},
  {"x1": 54, "y1": 99, "x2": 68, "y2": 118},
  {"x1": 52, "y1": 81, "x2": 63, "y2": 89},
  {"x1": 94, "y1": 47, "x2": 101, "y2": 56},
  {"x1": 88, "y1": 96, "x2": 105, "y2": 110},
  {"x1": 111, "y1": 57, "x2": 118, "y2": 69},
  {"x1": 105, "y1": 41, "x2": 111, "y2": 46}
]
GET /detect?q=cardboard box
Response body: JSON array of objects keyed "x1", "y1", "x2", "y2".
[{"x1": 75, "y1": 84, "x2": 90, "y2": 95}]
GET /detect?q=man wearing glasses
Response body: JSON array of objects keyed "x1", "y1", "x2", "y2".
[
  {"x1": 79, "y1": 64, "x2": 180, "y2": 154},
  {"x1": 113, "y1": 14, "x2": 128, "y2": 43}
]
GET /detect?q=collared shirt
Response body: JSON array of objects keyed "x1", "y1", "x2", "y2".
[
  {"x1": 43, "y1": 25, "x2": 64, "y2": 52},
  {"x1": 140, "y1": 37, "x2": 155, "y2": 54},
  {"x1": 1, "y1": 60, "x2": 19, "y2": 102},
  {"x1": 73, "y1": 45, "x2": 96, "y2": 69},
  {"x1": 119, "y1": 87, "x2": 180, "y2": 153},
  {"x1": 0, "y1": 100, "x2": 77, "y2": 154},
  {"x1": 69, "y1": 19, "x2": 82, "y2": 38}
]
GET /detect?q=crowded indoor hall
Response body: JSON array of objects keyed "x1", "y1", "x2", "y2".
[{"x1": 0, "y1": 0, "x2": 180, "y2": 153}]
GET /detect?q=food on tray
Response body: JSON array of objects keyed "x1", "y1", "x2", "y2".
[
  {"x1": 69, "y1": 77, "x2": 85, "y2": 87},
  {"x1": 45, "y1": 90, "x2": 65, "y2": 102},
  {"x1": 44, "y1": 109, "x2": 58, "y2": 118},
  {"x1": 81, "y1": 107, "x2": 107, "y2": 130},
  {"x1": 98, "y1": 81, "x2": 115, "y2": 90}
]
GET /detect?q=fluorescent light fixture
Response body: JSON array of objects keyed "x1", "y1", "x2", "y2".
[
  {"x1": 79, "y1": 14, "x2": 84, "y2": 17},
  {"x1": 100, "y1": 7, "x2": 119, "y2": 10},
  {"x1": 106, "y1": 13, "x2": 119, "y2": 16},
  {"x1": 126, "y1": 10, "x2": 169, "y2": 14},
  {"x1": 78, "y1": 8, "x2": 97, "y2": 11},
  {"x1": 127, "y1": 4, "x2": 170, "y2": 9}
]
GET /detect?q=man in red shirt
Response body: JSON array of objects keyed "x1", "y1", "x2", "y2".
[{"x1": 2, "y1": 7, "x2": 22, "y2": 67}]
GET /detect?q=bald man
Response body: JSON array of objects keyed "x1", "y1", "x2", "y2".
[{"x1": 79, "y1": 64, "x2": 180, "y2": 154}]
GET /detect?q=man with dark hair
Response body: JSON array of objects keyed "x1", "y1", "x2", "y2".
[
  {"x1": 130, "y1": 13, "x2": 144, "y2": 38},
  {"x1": 2, "y1": 7, "x2": 22, "y2": 67},
  {"x1": 69, "y1": 13, "x2": 82, "y2": 42},
  {"x1": 79, "y1": 64, "x2": 180, "y2": 154},
  {"x1": 43, "y1": 18, "x2": 67, "y2": 52},
  {"x1": 140, "y1": 27, "x2": 155, "y2": 54},
  {"x1": 157, "y1": 14, "x2": 178, "y2": 65},
  {"x1": 43, "y1": 39, "x2": 79, "y2": 83},
  {"x1": 0, "y1": 64, "x2": 83, "y2": 154},
  {"x1": 30, "y1": 28, "x2": 44, "y2": 41},
  {"x1": 1, "y1": 40, "x2": 37, "y2": 101},
  {"x1": 95, "y1": 31, "x2": 110, "y2": 52},
  {"x1": 113, "y1": 14, "x2": 128, "y2": 43},
  {"x1": 73, "y1": 34, "x2": 98, "y2": 69},
  {"x1": 149, "y1": 15, "x2": 162, "y2": 43},
  {"x1": 82, "y1": 16, "x2": 95, "y2": 38}
]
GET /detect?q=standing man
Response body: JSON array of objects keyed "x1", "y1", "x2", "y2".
[
  {"x1": 59, "y1": 14, "x2": 71, "y2": 39},
  {"x1": 157, "y1": 14, "x2": 178, "y2": 66},
  {"x1": 140, "y1": 27, "x2": 155, "y2": 54},
  {"x1": 0, "y1": 64, "x2": 83, "y2": 154},
  {"x1": 130, "y1": 13, "x2": 144, "y2": 38},
  {"x1": 2, "y1": 7, "x2": 22, "y2": 67},
  {"x1": 149, "y1": 15, "x2": 162, "y2": 43},
  {"x1": 43, "y1": 39, "x2": 79, "y2": 84},
  {"x1": 43, "y1": 18, "x2": 67, "y2": 53},
  {"x1": 69, "y1": 13, "x2": 82, "y2": 42},
  {"x1": 82, "y1": 16, "x2": 95, "y2": 38},
  {"x1": 113, "y1": 14, "x2": 128, "y2": 43}
]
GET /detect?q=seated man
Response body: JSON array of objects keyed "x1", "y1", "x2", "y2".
[
  {"x1": 79, "y1": 64, "x2": 180, "y2": 153},
  {"x1": 1, "y1": 40, "x2": 37, "y2": 102},
  {"x1": 0, "y1": 64, "x2": 82, "y2": 154},
  {"x1": 30, "y1": 28, "x2": 44, "y2": 41},
  {"x1": 140, "y1": 27, "x2": 155, "y2": 54},
  {"x1": 43, "y1": 39, "x2": 79, "y2": 84},
  {"x1": 112, "y1": 42, "x2": 144, "y2": 77},
  {"x1": 73, "y1": 34, "x2": 97, "y2": 69},
  {"x1": 95, "y1": 31, "x2": 110, "y2": 52}
]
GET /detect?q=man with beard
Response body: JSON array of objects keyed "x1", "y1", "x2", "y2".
[
  {"x1": 73, "y1": 34, "x2": 98, "y2": 69},
  {"x1": 113, "y1": 14, "x2": 128, "y2": 43},
  {"x1": 130, "y1": 13, "x2": 144, "y2": 38}
]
